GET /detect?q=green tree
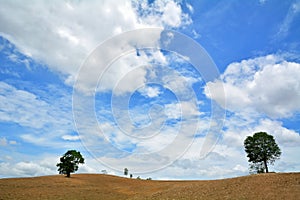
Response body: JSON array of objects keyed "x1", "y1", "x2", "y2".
[
  {"x1": 249, "y1": 162, "x2": 265, "y2": 174},
  {"x1": 124, "y1": 168, "x2": 128, "y2": 176},
  {"x1": 244, "y1": 132, "x2": 281, "y2": 173},
  {"x1": 56, "y1": 150, "x2": 84, "y2": 178}
]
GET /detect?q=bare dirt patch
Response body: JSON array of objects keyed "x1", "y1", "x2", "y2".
[{"x1": 0, "y1": 173, "x2": 299, "y2": 200}]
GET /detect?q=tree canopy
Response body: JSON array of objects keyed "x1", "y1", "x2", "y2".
[
  {"x1": 124, "y1": 168, "x2": 128, "y2": 176},
  {"x1": 56, "y1": 150, "x2": 84, "y2": 177},
  {"x1": 244, "y1": 132, "x2": 281, "y2": 173}
]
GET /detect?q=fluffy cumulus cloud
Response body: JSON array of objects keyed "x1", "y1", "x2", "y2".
[
  {"x1": 221, "y1": 114, "x2": 300, "y2": 150},
  {"x1": 159, "y1": 114, "x2": 300, "y2": 180},
  {"x1": 135, "y1": 0, "x2": 191, "y2": 28},
  {"x1": 202, "y1": 54, "x2": 300, "y2": 178},
  {"x1": 139, "y1": 86, "x2": 162, "y2": 98},
  {"x1": 253, "y1": 119, "x2": 300, "y2": 147},
  {"x1": 1, "y1": 1, "x2": 299, "y2": 180},
  {"x1": 0, "y1": 155, "x2": 58, "y2": 178},
  {"x1": 0, "y1": 1, "x2": 138, "y2": 75},
  {"x1": 0, "y1": 0, "x2": 196, "y2": 178},
  {"x1": 96, "y1": 52, "x2": 150, "y2": 96},
  {"x1": 0, "y1": 0, "x2": 191, "y2": 96},
  {"x1": 205, "y1": 54, "x2": 300, "y2": 118}
]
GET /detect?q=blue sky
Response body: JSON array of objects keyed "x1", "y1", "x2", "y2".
[{"x1": 0, "y1": 0, "x2": 300, "y2": 180}]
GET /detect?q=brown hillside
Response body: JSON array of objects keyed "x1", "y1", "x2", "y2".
[{"x1": 0, "y1": 173, "x2": 299, "y2": 200}]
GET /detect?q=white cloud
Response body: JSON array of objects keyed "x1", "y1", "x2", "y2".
[
  {"x1": 0, "y1": 156, "x2": 58, "y2": 178},
  {"x1": 164, "y1": 101, "x2": 202, "y2": 119},
  {"x1": 0, "y1": 82, "x2": 69, "y2": 127},
  {"x1": 61, "y1": 135, "x2": 80, "y2": 141},
  {"x1": 0, "y1": 151, "x2": 108, "y2": 178},
  {"x1": 75, "y1": 98, "x2": 206, "y2": 173},
  {"x1": 74, "y1": 30, "x2": 166, "y2": 95},
  {"x1": 136, "y1": 0, "x2": 191, "y2": 28},
  {"x1": 144, "y1": 145, "x2": 249, "y2": 180},
  {"x1": 233, "y1": 164, "x2": 248, "y2": 172},
  {"x1": 0, "y1": 1, "x2": 138, "y2": 75},
  {"x1": 0, "y1": 81, "x2": 80, "y2": 148},
  {"x1": 221, "y1": 113, "x2": 300, "y2": 149},
  {"x1": 2, "y1": 1, "x2": 299, "y2": 180},
  {"x1": 0, "y1": 0, "x2": 191, "y2": 96},
  {"x1": 162, "y1": 70, "x2": 198, "y2": 101},
  {"x1": 0, "y1": 82, "x2": 55, "y2": 129},
  {"x1": 202, "y1": 54, "x2": 300, "y2": 178},
  {"x1": 186, "y1": 3, "x2": 194, "y2": 13},
  {"x1": 205, "y1": 55, "x2": 300, "y2": 118},
  {"x1": 274, "y1": 1, "x2": 300, "y2": 39},
  {"x1": 14, "y1": 162, "x2": 53, "y2": 176},
  {"x1": 164, "y1": 103, "x2": 182, "y2": 119},
  {"x1": 162, "y1": 1, "x2": 183, "y2": 27},
  {"x1": 139, "y1": 86, "x2": 161, "y2": 98},
  {"x1": 212, "y1": 112, "x2": 300, "y2": 176},
  {"x1": 254, "y1": 119, "x2": 300, "y2": 147}
]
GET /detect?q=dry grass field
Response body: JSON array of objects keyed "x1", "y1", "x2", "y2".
[{"x1": 0, "y1": 172, "x2": 299, "y2": 200}]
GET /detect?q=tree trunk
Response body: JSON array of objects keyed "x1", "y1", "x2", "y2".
[
  {"x1": 263, "y1": 160, "x2": 269, "y2": 173},
  {"x1": 66, "y1": 172, "x2": 71, "y2": 178}
]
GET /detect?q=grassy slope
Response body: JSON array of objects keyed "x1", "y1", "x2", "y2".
[{"x1": 0, "y1": 173, "x2": 299, "y2": 200}]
